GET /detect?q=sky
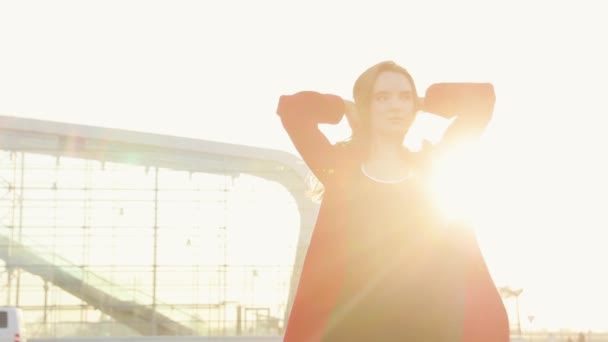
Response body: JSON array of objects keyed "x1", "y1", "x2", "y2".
[{"x1": 1, "y1": 0, "x2": 608, "y2": 332}]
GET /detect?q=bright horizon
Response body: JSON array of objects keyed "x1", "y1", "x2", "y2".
[{"x1": 1, "y1": 0, "x2": 607, "y2": 333}]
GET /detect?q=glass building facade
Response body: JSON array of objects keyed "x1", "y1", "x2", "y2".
[{"x1": 0, "y1": 116, "x2": 316, "y2": 338}]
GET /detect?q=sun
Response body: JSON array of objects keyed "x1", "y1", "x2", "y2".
[{"x1": 404, "y1": 112, "x2": 488, "y2": 223}]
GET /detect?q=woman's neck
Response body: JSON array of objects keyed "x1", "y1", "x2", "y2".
[
  {"x1": 367, "y1": 134, "x2": 407, "y2": 160},
  {"x1": 363, "y1": 136, "x2": 411, "y2": 181}
]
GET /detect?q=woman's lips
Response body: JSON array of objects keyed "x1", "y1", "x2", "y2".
[{"x1": 389, "y1": 117, "x2": 405, "y2": 124}]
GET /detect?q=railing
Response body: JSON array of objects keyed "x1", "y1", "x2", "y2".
[{"x1": 0, "y1": 230, "x2": 201, "y2": 334}]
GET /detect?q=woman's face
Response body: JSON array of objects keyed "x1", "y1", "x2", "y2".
[{"x1": 368, "y1": 71, "x2": 417, "y2": 139}]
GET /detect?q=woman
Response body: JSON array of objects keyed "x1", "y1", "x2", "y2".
[{"x1": 277, "y1": 60, "x2": 509, "y2": 341}]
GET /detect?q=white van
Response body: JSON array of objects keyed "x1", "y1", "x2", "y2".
[{"x1": 0, "y1": 306, "x2": 26, "y2": 342}]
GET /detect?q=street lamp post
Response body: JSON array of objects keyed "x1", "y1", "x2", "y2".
[{"x1": 498, "y1": 286, "x2": 524, "y2": 337}]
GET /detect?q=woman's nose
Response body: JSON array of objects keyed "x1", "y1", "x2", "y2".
[{"x1": 388, "y1": 97, "x2": 407, "y2": 112}]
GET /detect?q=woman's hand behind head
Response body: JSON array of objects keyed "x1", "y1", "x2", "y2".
[{"x1": 343, "y1": 99, "x2": 360, "y2": 133}]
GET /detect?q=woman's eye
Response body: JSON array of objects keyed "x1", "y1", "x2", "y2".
[
  {"x1": 400, "y1": 93, "x2": 412, "y2": 101},
  {"x1": 375, "y1": 95, "x2": 388, "y2": 101}
]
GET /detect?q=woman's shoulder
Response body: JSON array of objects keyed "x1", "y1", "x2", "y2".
[
  {"x1": 332, "y1": 139, "x2": 361, "y2": 158},
  {"x1": 409, "y1": 142, "x2": 435, "y2": 174},
  {"x1": 335, "y1": 141, "x2": 364, "y2": 169},
  {"x1": 317, "y1": 141, "x2": 362, "y2": 188}
]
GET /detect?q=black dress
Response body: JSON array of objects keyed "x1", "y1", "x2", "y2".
[{"x1": 322, "y1": 167, "x2": 467, "y2": 341}]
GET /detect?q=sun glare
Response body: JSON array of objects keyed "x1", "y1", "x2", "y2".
[{"x1": 426, "y1": 139, "x2": 493, "y2": 227}]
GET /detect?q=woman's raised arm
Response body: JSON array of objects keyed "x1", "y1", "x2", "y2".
[
  {"x1": 423, "y1": 82, "x2": 496, "y2": 149},
  {"x1": 277, "y1": 91, "x2": 346, "y2": 184}
]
